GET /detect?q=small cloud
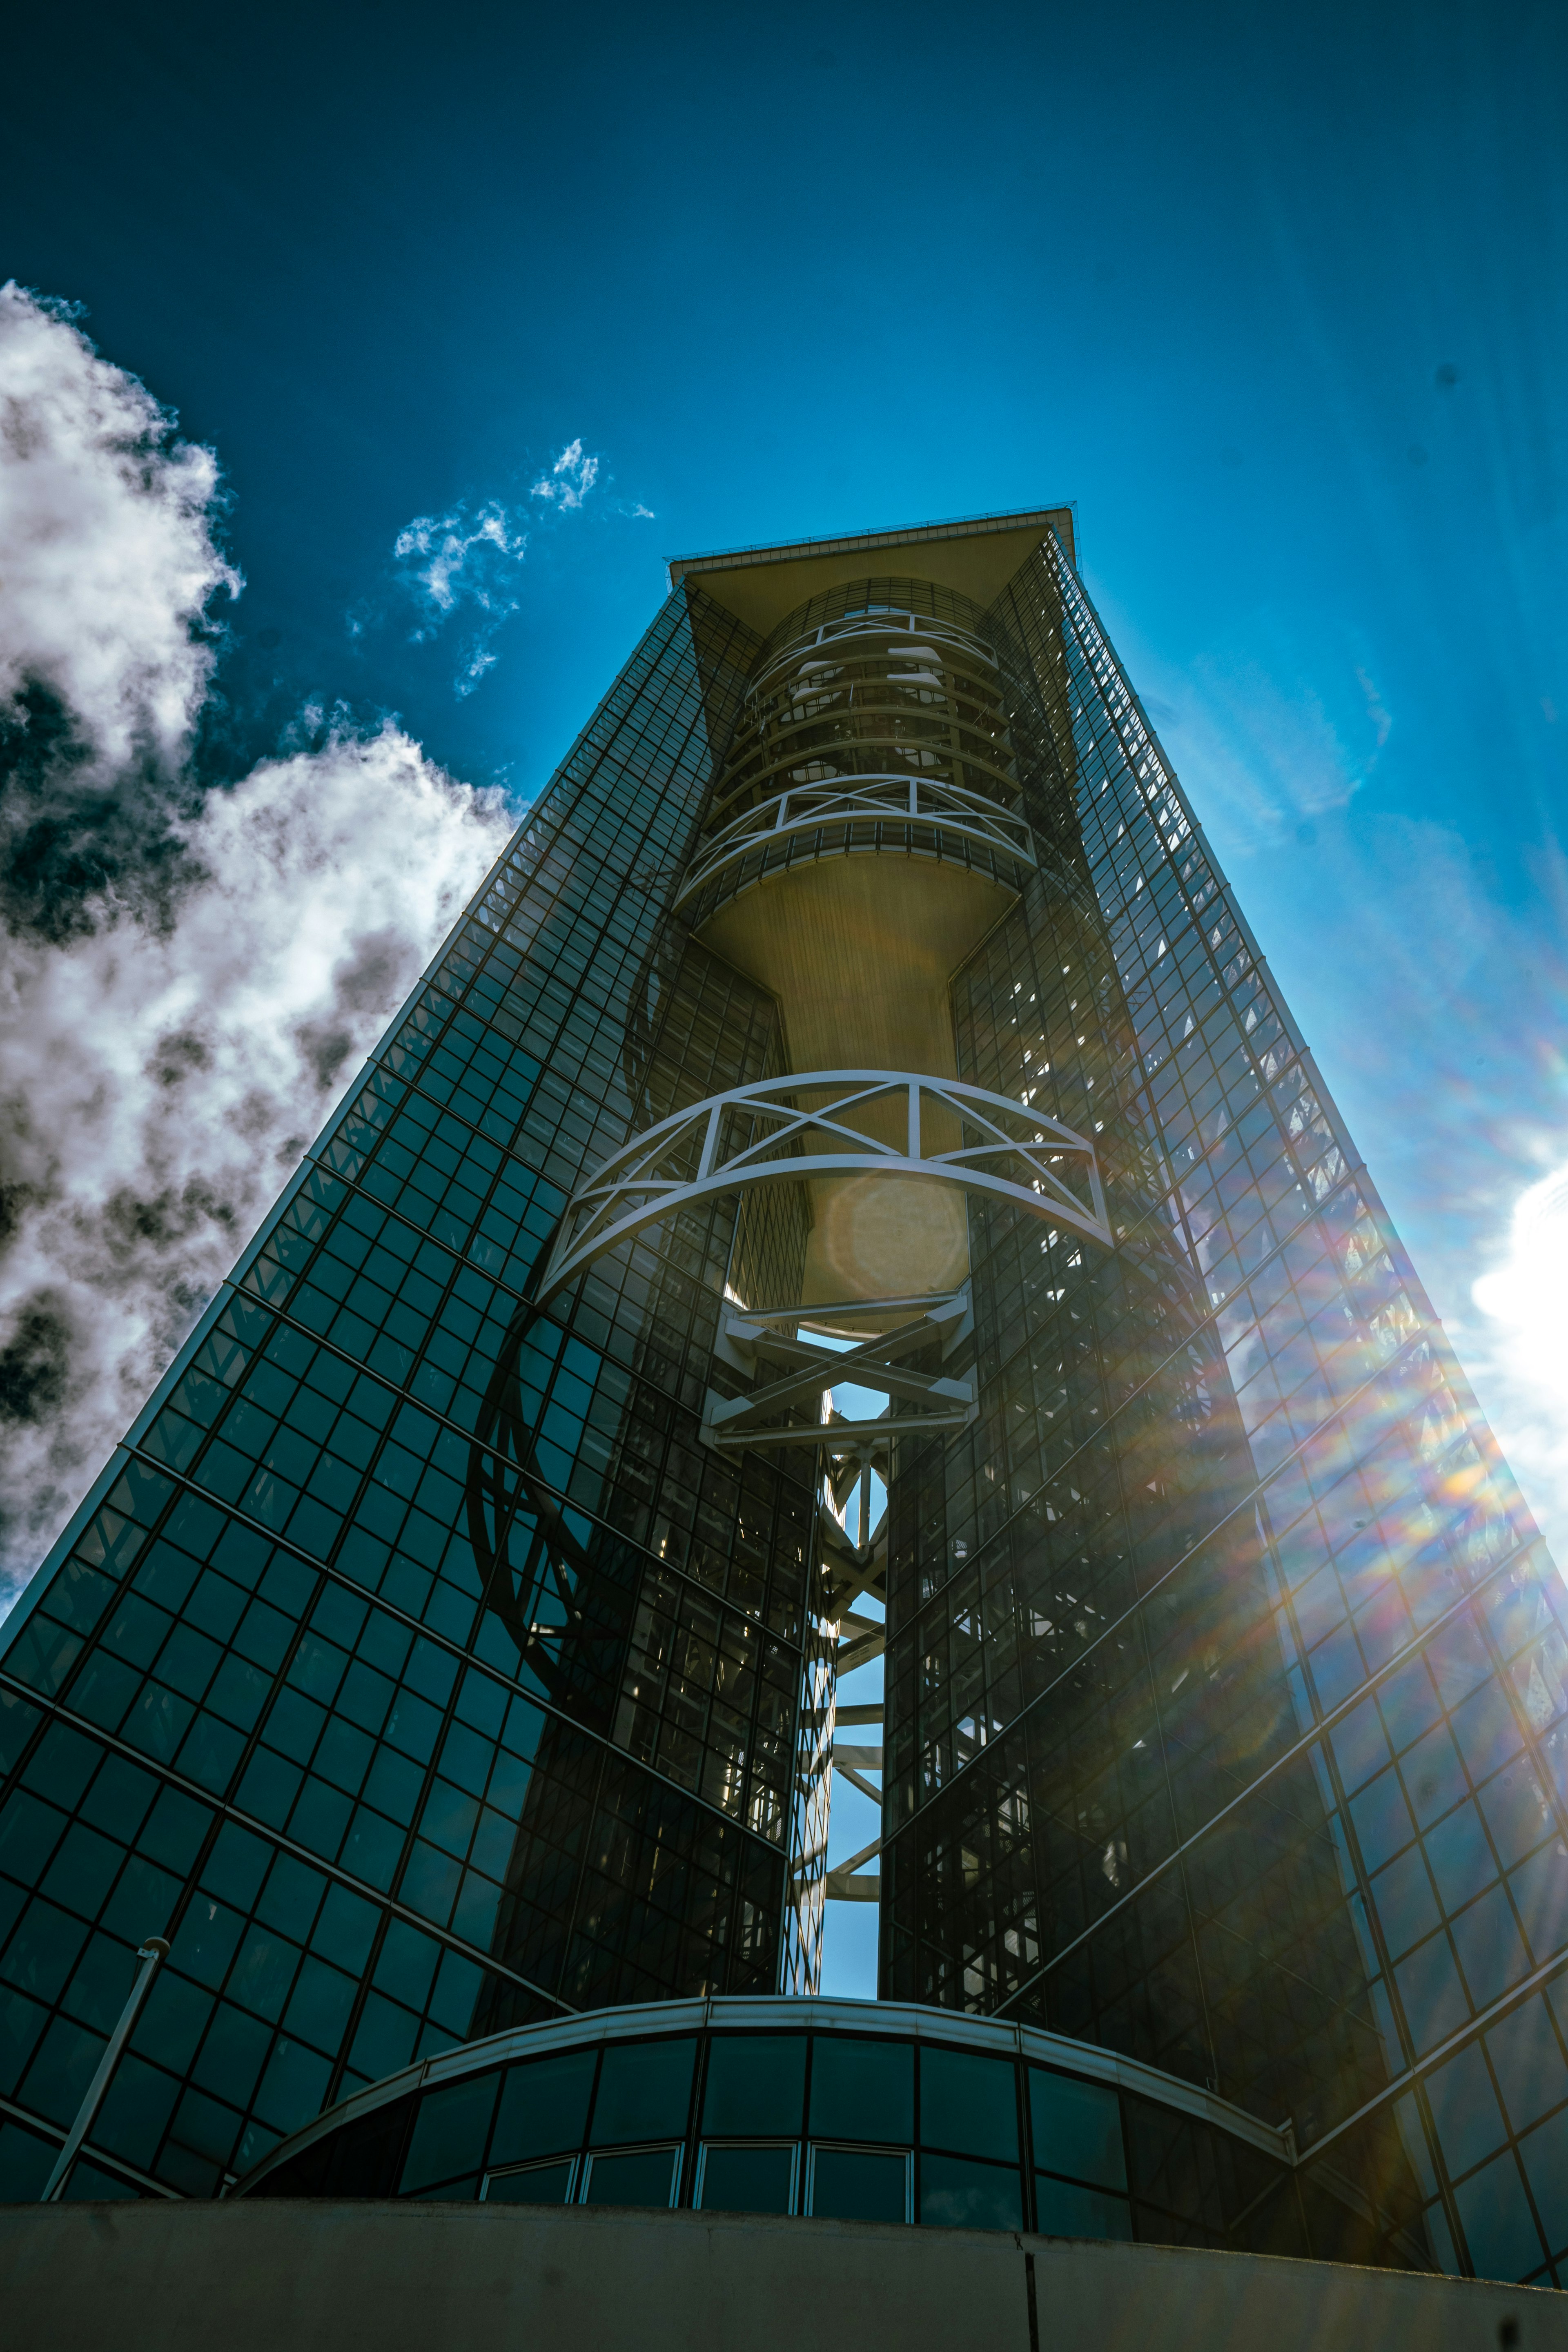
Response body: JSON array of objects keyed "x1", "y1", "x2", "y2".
[
  {"x1": 390, "y1": 499, "x2": 528, "y2": 695},
  {"x1": 630, "y1": 503, "x2": 656, "y2": 520},
  {"x1": 530, "y1": 438, "x2": 600, "y2": 511},
  {"x1": 393, "y1": 501, "x2": 527, "y2": 629}
]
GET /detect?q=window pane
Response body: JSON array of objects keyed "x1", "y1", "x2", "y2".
[
  {"x1": 584, "y1": 2145, "x2": 679, "y2": 2207},
  {"x1": 808, "y1": 2038, "x2": 913, "y2": 2144},
  {"x1": 699, "y1": 2141, "x2": 795, "y2": 2214},
  {"x1": 1453, "y1": 2149, "x2": 1548, "y2": 2284},
  {"x1": 0, "y1": 2118, "x2": 54, "y2": 2201},
  {"x1": 491, "y1": 2051, "x2": 595, "y2": 2166},
  {"x1": 1035, "y1": 2173, "x2": 1134, "y2": 2240},
  {"x1": 703, "y1": 2035, "x2": 806, "y2": 2138},
  {"x1": 1028, "y1": 2070, "x2": 1126, "y2": 2190},
  {"x1": 62, "y1": 2158, "x2": 140, "y2": 2201},
  {"x1": 809, "y1": 2145, "x2": 909, "y2": 2224},
  {"x1": 486, "y1": 2158, "x2": 575, "y2": 2205},
  {"x1": 590, "y1": 2038, "x2": 696, "y2": 2146},
  {"x1": 920, "y1": 2151, "x2": 1021, "y2": 2232},
  {"x1": 920, "y1": 2047, "x2": 1018, "y2": 2160},
  {"x1": 399, "y1": 2069, "x2": 501, "y2": 2193}
]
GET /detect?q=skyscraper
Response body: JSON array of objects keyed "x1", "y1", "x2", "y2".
[{"x1": 2, "y1": 510, "x2": 1566, "y2": 2288}]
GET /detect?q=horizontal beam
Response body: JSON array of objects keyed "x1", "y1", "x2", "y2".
[{"x1": 825, "y1": 1873, "x2": 881, "y2": 1903}]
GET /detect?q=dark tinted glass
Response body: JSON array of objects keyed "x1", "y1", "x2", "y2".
[
  {"x1": 920, "y1": 2046, "x2": 1018, "y2": 2160},
  {"x1": 585, "y1": 2146, "x2": 678, "y2": 2207},
  {"x1": 0, "y1": 2118, "x2": 54, "y2": 2199},
  {"x1": 590, "y1": 2038, "x2": 696, "y2": 2145},
  {"x1": 399, "y1": 2068, "x2": 501, "y2": 2192},
  {"x1": 1035, "y1": 2174, "x2": 1134, "y2": 2240},
  {"x1": 1029, "y1": 2070, "x2": 1125, "y2": 2191},
  {"x1": 486, "y1": 2158, "x2": 575, "y2": 2205},
  {"x1": 808, "y1": 2038, "x2": 913, "y2": 2144},
  {"x1": 491, "y1": 2050, "x2": 595, "y2": 2165},
  {"x1": 810, "y1": 2145, "x2": 909, "y2": 2224},
  {"x1": 699, "y1": 2142, "x2": 795, "y2": 2214},
  {"x1": 920, "y1": 2152, "x2": 1022, "y2": 2231},
  {"x1": 702, "y1": 2035, "x2": 805, "y2": 2138},
  {"x1": 62, "y1": 2158, "x2": 140, "y2": 2201}
]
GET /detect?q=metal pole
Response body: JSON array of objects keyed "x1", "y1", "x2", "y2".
[{"x1": 39, "y1": 1935, "x2": 170, "y2": 2202}]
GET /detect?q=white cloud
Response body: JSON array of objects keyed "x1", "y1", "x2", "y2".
[
  {"x1": 391, "y1": 499, "x2": 529, "y2": 697},
  {"x1": 0, "y1": 287, "x2": 514, "y2": 1598},
  {"x1": 530, "y1": 437, "x2": 599, "y2": 511},
  {"x1": 0, "y1": 283, "x2": 240, "y2": 783}
]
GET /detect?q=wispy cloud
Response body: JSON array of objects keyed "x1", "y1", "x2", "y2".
[
  {"x1": 0, "y1": 284, "x2": 512, "y2": 1597},
  {"x1": 530, "y1": 437, "x2": 599, "y2": 510},
  {"x1": 391, "y1": 499, "x2": 529, "y2": 696}
]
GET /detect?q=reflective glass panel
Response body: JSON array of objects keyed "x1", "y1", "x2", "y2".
[
  {"x1": 491, "y1": 2050, "x2": 595, "y2": 2166},
  {"x1": 920, "y1": 2046, "x2": 1018, "y2": 2160},
  {"x1": 808, "y1": 2037, "x2": 913, "y2": 2144},
  {"x1": 1035, "y1": 2174, "x2": 1134, "y2": 2239},
  {"x1": 920, "y1": 2152, "x2": 1022, "y2": 2231},
  {"x1": 486, "y1": 2158, "x2": 575, "y2": 2205},
  {"x1": 809, "y1": 2145, "x2": 910, "y2": 2224},
  {"x1": 584, "y1": 2145, "x2": 680, "y2": 2207},
  {"x1": 702, "y1": 2034, "x2": 805, "y2": 2138},
  {"x1": 590, "y1": 2038, "x2": 696, "y2": 2145},
  {"x1": 698, "y1": 2141, "x2": 796, "y2": 2214},
  {"x1": 1029, "y1": 2069, "x2": 1126, "y2": 2191},
  {"x1": 399, "y1": 2068, "x2": 501, "y2": 2193}
]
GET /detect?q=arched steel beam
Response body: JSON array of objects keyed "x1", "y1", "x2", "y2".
[{"x1": 536, "y1": 1069, "x2": 1112, "y2": 1306}]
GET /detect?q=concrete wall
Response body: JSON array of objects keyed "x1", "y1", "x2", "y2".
[{"x1": 0, "y1": 2200, "x2": 1561, "y2": 2352}]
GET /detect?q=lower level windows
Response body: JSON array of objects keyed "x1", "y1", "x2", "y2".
[
  {"x1": 806, "y1": 2144, "x2": 913, "y2": 2226},
  {"x1": 695, "y1": 2140, "x2": 797, "y2": 2215}
]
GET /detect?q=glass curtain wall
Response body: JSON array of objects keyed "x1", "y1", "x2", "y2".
[
  {"x1": 881, "y1": 528, "x2": 1568, "y2": 2285},
  {"x1": 0, "y1": 586, "x2": 829, "y2": 2198}
]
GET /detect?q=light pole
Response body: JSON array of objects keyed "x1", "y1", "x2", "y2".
[{"x1": 39, "y1": 1934, "x2": 171, "y2": 2203}]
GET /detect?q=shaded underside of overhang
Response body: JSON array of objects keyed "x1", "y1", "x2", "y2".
[{"x1": 666, "y1": 505, "x2": 1077, "y2": 638}]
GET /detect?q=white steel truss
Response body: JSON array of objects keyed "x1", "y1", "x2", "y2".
[
  {"x1": 536, "y1": 1069, "x2": 1111, "y2": 1305},
  {"x1": 673, "y1": 773, "x2": 1036, "y2": 912},
  {"x1": 712, "y1": 1293, "x2": 981, "y2": 1912},
  {"x1": 704, "y1": 1291, "x2": 975, "y2": 1454}
]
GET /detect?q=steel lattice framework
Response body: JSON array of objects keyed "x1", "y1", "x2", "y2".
[{"x1": 535, "y1": 1069, "x2": 1112, "y2": 1304}]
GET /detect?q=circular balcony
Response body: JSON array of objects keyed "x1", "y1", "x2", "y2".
[{"x1": 673, "y1": 773, "x2": 1037, "y2": 931}]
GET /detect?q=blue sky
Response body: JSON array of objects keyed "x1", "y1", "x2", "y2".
[{"x1": 5, "y1": 0, "x2": 1566, "y2": 1991}]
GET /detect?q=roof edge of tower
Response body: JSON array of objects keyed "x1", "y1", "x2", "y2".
[{"x1": 666, "y1": 503, "x2": 1077, "y2": 639}]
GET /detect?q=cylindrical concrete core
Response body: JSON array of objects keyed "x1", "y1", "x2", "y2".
[{"x1": 688, "y1": 586, "x2": 1031, "y2": 1303}]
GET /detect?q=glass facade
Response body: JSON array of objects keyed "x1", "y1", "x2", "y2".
[
  {"x1": 239, "y1": 1997, "x2": 1361, "y2": 2262},
  {"x1": 0, "y1": 510, "x2": 1564, "y2": 2290},
  {"x1": 882, "y1": 530, "x2": 1568, "y2": 2285}
]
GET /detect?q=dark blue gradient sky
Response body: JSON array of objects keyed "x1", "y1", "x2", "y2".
[{"x1": 7, "y1": 0, "x2": 1568, "y2": 1544}]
